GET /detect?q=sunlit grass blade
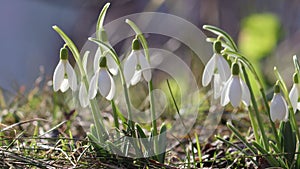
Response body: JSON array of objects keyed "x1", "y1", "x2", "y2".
[
  {"x1": 227, "y1": 122, "x2": 257, "y2": 155},
  {"x1": 216, "y1": 136, "x2": 258, "y2": 166},
  {"x1": 194, "y1": 132, "x2": 203, "y2": 168}
]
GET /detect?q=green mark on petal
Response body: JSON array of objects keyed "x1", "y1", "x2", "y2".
[
  {"x1": 60, "y1": 47, "x2": 68, "y2": 60},
  {"x1": 293, "y1": 72, "x2": 299, "y2": 84},
  {"x1": 274, "y1": 81, "x2": 280, "y2": 93},
  {"x1": 99, "y1": 57, "x2": 107, "y2": 68},
  {"x1": 132, "y1": 38, "x2": 140, "y2": 51},
  {"x1": 231, "y1": 62, "x2": 239, "y2": 75},
  {"x1": 213, "y1": 41, "x2": 222, "y2": 54}
]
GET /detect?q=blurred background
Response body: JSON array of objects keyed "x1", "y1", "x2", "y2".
[{"x1": 1, "y1": 0, "x2": 300, "y2": 96}]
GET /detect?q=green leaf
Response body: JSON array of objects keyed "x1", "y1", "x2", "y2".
[
  {"x1": 136, "y1": 124, "x2": 154, "y2": 156},
  {"x1": 252, "y1": 142, "x2": 282, "y2": 167},
  {"x1": 157, "y1": 123, "x2": 167, "y2": 163},
  {"x1": 87, "y1": 132, "x2": 109, "y2": 156},
  {"x1": 106, "y1": 140, "x2": 123, "y2": 155},
  {"x1": 227, "y1": 122, "x2": 257, "y2": 154},
  {"x1": 96, "y1": 3, "x2": 110, "y2": 33},
  {"x1": 280, "y1": 121, "x2": 296, "y2": 166}
]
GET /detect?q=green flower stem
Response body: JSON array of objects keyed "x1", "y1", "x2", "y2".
[
  {"x1": 274, "y1": 67, "x2": 300, "y2": 140},
  {"x1": 241, "y1": 65, "x2": 269, "y2": 150},
  {"x1": 95, "y1": 3, "x2": 121, "y2": 138},
  {"x1": 88, "y1": 38, "x2": 134, "y2": 131},
  {"x1": 125, "y1": 19, "x2": 159, "y2": 154},
  {"x1": 111, "y1": 100, "x2": 120, "y2": 138},
  {"x1": 52, "y1": 25, "x2": 107, "y2": 142}
]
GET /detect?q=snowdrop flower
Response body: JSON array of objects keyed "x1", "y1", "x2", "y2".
[
  {"x1": 123, "y1": 39, "x2": 151, "y2": 87},
  {"x1": 53, "y1": 47, "x2": 77, "y2": 92},
  {"x1": 289, "y1": 72, "x2": 300, "y2": 113},
  {"x1": 93, "y1": 29, "x2": 118, "y2": 75},
  {"x1": 202, "y1": 41, "x2": 231, "y2": 87},
  {"x1": 221, "y1": 62, "x2": 250, "y2": 107},
  {"x1": 78, "y1": 51, "x2": 90, "y2": 108},
  {"x1": 270, "y1": 82, "x2": 288, "y2": 122},
  {"x1": 89, "y1": 57, "x2": 115, "y2": 100}
]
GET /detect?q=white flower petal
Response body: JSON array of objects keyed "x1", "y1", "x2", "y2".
[
  {"x1": 106, "y1": 74, "x2": 115, "y2": 100},
  {"x1": 98, "y1": 69, "x2": 111, "y2": 98},
  {"x1": 217, "y1": 54, "x2": 231, "y2": 82},
  {"x1": 107, "y1": 54, "x2": 118, "y2": 75},
  {"x1": 202, "y1": 54, "x2": 216, "y2": 86},
  {"x1": 82, "y1": 50, "x2": 90, "y2": 74},
  {"x1": 79, "y1": 82, "x2": 89, "y2": 108},
  {"x1": 289, "y1": 84, "x2": 298, "y2": 113},
  {"x1": 228, "y1": 76, "x2": 242, "y2": 108},
  {"x1": 270, "y1": 94, "x2": 288, "y2": 122},
  {"x1": 88, "y1": 70, "x2": 99, "y2": 99},
  {"x1": 139, "y1": 54, "x2": 152, "y2": 82},
  {"x1": 213, "y1": 74, "x2": 222, "y2": 99},
  {"x1": 53, "y1": 60, "x2": 65, "y2": 92},
  {"x1": 60, "y1": 79, "x2": 70, "y2": 92},
  {"x1": 131, "y1": 70, "x2": 142, "y2": 86},
  {"x1": 124, "y1": 51, "x2": 137, "y2": 85},
  {"x1": 65, "y1": 61, "x2": 77, "y2": 91},
  {"x1": 297, "y1": 103, "x2": 300, "y2": 112},
  {"x1": 241, "y1": 79, "x2": 251, "y2": 106},
  {"x1": 93, "y1": 47, "x2": 102, "y2": 72},
  {"x1": 221, "y1": 77, "x2": 231, "y2": 106}
]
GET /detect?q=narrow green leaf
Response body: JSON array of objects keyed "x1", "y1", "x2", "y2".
[
  {"x1": 106, "y1": 140, "x2": 123, "y2": 155},
  {"x1": 136, "y1": 124, "x2": 154, "y2": 156},
  {"x1": 96, "y1": 3, "x2": 110, "y2": 33},
  {"x1": 157, "y1": 123, "x2": 167, "y2": 163},
  {"x1": 227, "y1": 122, "x2": 257, "y2": 154},
  {"x1": 280, "y1": 121, "x2": 296, "y2": 166},
  {"x1": 217, "y1": 136, "x2": 258, "y2": 166},
  {"x1": 87, "y1": 132, "x2": 108, "y2": 156},
  {"x1": 252, "y1": 142, "x2": 283, "y2": 167},
  {"x1": 195, "y1": 133, "x2": 204, "y2": 168}
]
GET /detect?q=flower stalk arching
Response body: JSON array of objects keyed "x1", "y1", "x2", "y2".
[
  {"x1": 88, "y1": 38, "x2": 134, "y2": 131},
  {"x1": 52, "y1": 26, "x2": 107, "y2": 143},
  {"x1": 125, "y1": 19, "x2": 159, "y2": 154},
  {"x1": 274, "y1": 67, "x2": 300, "y2": 140},
  {"x1": 203, "y1": 25, "x2": 239, "y2": 52},
  {"x1": 203, "y1": 26, "x2": 273, "y2": 149},
  {"x1": 224, "y1": 50, "x2": 280, "y2": 147}
]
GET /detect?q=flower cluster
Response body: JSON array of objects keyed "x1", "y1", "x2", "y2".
[
  {"x1": 202, "y1": 41, "x2": 250, "y2": 108},
  {"x1": 53, "y1": 37, "x2": 151, "y2": 108},
  {"x1": 202, "y1": 40, "x2": 300, "y2": 123},
  {"x1": 202, "y1": 41, "x2": 231, "y2": 99}
]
